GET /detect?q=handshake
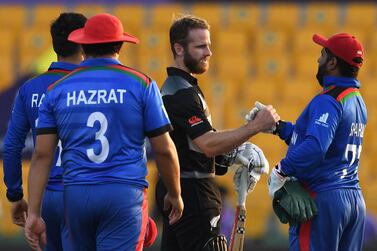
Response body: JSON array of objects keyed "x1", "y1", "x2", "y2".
[{"x1": 245, "y1": 101, "x2": 286, "y2": 136}]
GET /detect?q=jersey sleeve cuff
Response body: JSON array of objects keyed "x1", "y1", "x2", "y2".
[
  {"x1": 36, "y1": 127, "x2": 58, "y2": 135},
  {"x1": 6, "y1": 191, "x2": 24, "y2": 202},
  {"x1": 146, "y1": 124, "x2": 173, "y2": 138},
  {"x1": 280, "y1": 159, "x2": 294, "y2": 177}
]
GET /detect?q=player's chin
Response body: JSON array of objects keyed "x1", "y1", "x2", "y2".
[{"x1": 196, "y1": 63, "x2": 209, "y2": 74}]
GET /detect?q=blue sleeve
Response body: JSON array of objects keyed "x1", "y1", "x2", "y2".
[
  {"x1": 280, "y1": 136, "x2": 323, "y2": 177},
  {"x1": 281, "y1": 96, "x2": 342, "y2": 176},
  {"x1": 278, "y1": 121, "x2": 295, "y2": 145},
  {"x1": 143, "y1": 81, "x2": 172, "y2": 138},
  {"x1": 3, "y1": 89, "x2": 31, "y2": 200},
  {"x1": 37, "y1": 91, "x2": 57, "y2": 131}
]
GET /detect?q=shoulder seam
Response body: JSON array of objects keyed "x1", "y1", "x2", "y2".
[
  {"x1": 47, "y1": 67, "x2": 85, "y2": 91},
  {"x1": 110, "y1": 64, "x2": 152, "y2": 86},
  {"x1": 321, "y1": 86, "x2": 359, "y2": 104},
  {"x1": 161, "y1": 76, "x2": 193, "y2": 96}
]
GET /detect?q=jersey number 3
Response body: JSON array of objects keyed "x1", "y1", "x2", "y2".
[{"x1": 86, "y1": 112, "x2": 109, "y2": 163}]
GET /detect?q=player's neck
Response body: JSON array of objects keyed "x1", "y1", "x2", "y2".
[
  {"x1": 58, "y1": 54, "x2": 83, "y2": 65},
  {"x1": 84, "y1": 53, "x2": 119, "y2": 60},
  {"x1": 327, "y1": 68, "x2": 341, "y2": 78},
  {"x1": 173, "y1": 59, "x2": 192, "y2": 76}
]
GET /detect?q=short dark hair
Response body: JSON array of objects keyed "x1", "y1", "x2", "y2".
[
  {"x1": 50, "y1": 13, "x2": 87, "y2": 57},
  {"x1": 82, "y1": 42, "x2": 123, "y2": 57},
  {"x1": 325, "y1": 48, "x2": 361, "y2": 78},
  {"x1": 169, "y1": 15, "x2": 210, "y2": 57}
]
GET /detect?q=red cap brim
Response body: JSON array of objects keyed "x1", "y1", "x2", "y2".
[
  {"x1": 312, "y1": 34, "x2": 328, "y2": 48},
  {"x1": 68, "y1": 28, "x2": 139, "y2": 45}
]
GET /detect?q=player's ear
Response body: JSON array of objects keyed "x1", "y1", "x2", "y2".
[
  {"x1": 173, "y1": 42, "x2": 184, "y2": 57},
  {"x1": 327, "y1": 56, "x2": 338, "y2": 71}
]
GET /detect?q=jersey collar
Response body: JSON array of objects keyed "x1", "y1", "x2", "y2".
[
  {"x1": 167, "y1": 67, "x2": 198, "y2": 86},
  {"x1": 323, "y1": 76, "x2": 360, "y2": 89},
  {"x1": 49, "y1": 61, "x2": 78, "y2": 71},
  {"x1": 80, "y1": 57, "x2": 122, "y2": 67}
]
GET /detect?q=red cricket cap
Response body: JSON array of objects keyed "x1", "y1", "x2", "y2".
[
  {"x1": 68, "y1": 13, "x2": 139, "y2": 44},
  {"x1": 313, "y1": 33, "x2": 364, "y2": 68}
]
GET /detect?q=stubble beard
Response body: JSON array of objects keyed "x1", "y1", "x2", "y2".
[{"x1": 183, "y1": 51, "x2": 208, "y2": 74}]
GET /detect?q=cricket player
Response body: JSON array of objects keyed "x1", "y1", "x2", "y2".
[
  {"x1": 3, "y1": 13, "x2": 87, "y2": 251},
  {"x1": 268, "y1": 33, "x2": 367, "y2": 251},
  {"x1": 24, "y1": 13, "x2": 183, "y2": 251},
  {"x1": 156, "y1": 15, "x2": 279, "y2": 251}
]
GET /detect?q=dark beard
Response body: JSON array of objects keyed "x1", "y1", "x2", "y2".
[
  {"x1": 183, "y1": 51, "x2": 207, "y2": 74},
  {"x1": 316, "y1": 63, "x2": 328, "y2": 87}
]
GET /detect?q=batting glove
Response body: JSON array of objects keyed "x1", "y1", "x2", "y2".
[
  {"x1": 235, "y1": 142, "x2": 269, "y2": 175},
  {"x1": 268, "y1": 163, "x2": 289, "y2": 197},
  {"x1": 233, "y1": 166, "x2": 259, "y2": 194}
]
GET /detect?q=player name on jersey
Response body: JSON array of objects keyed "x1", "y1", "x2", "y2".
[
  {"x1": 31, "y1": 93, "x2": 46, "y2": 108},
  {"x1": 66, "y1": 89, "x2": 127, "y2": 107},
  {"x1": 349, "y1": 123, "x2": 365, "y2": 138}
]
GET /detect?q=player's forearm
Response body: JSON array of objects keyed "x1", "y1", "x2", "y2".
[
  {"x1": 280, "y1": 136, "x2": 324, "y2": 177},
  {"x1": 27, "y1": 134, "x2": 57, "y2": 216},
  {"x1": 28, "y1": 151, "x2": 53, "y2": 216},
  {"x1": 3, "y1": 148, "x2": 24, "y2": 200},
  {"x1": 193, "y1": 125, "x2": 257, "y2": 157},
  {"x1": 150, "y1": 133, "x2": 181, "y2": 197},
  {"x1": 3, "y1": 126, "x2": 29, "y2": 198},
  {"x1": 155, "y1": 150, "x2": 181, "y2": 198}
]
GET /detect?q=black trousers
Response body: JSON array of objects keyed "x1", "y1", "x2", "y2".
[{"x1": 155, "y1": 178, "x2": 222, "y2": 251}]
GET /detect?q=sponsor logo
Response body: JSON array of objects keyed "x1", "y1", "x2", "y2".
[
  {"x1": 315, "y1": 113, "x2": 329, "y2": 127},
  {"x1": 188, "y1": 116, "x2": 203, "y2": 126}
]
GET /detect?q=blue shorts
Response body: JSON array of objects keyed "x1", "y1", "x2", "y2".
[
  {"x1": 289, "y1": 189, "x2": 366, "y2": 251},
  {"x1": 64, "y1": 183, "x2": 148, "y2": 251},
  {"x1": 42, "y1": 189, "x2": 71, "y2": 251}
]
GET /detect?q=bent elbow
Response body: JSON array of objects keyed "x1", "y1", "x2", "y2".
[
  {"x1": 3, "y1": 142, "x2": 23, "y2": 157},
  {"x1": 32, "y1": 147, "x2": 50, "y2": 161}
]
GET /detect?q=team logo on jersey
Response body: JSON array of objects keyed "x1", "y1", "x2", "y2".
[
  {"x1": 188, "y1": 116, "x2": 203, "y2": 126},
  {"x1": 315, "y1": 113, "x2": 329, "y2": 127}
]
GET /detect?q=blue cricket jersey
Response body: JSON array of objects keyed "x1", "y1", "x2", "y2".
[
  {"x1": 37, "y1": 58, "x2": 171, "y2": 187},
  {"x1": 3, "y1": 62, "x2": 77, "y2": 200},
  {"x1": 278, "y1": 76, "x2": 367, "y2": 192}
]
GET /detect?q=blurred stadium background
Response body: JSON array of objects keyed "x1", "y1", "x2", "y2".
[{"x1": 1, "y1": 0, "x2": 377, "y2": 250}]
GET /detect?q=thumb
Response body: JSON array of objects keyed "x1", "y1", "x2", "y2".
[
  {"x1": 163, "y1": 197, "x2": 171, "y2": 211},
  {"x1": 168, "y1": 208, "x2": 178, "y2": 225},
  {"x1": 41, "y1": 230, "x2": 47, "y2": 246}
]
